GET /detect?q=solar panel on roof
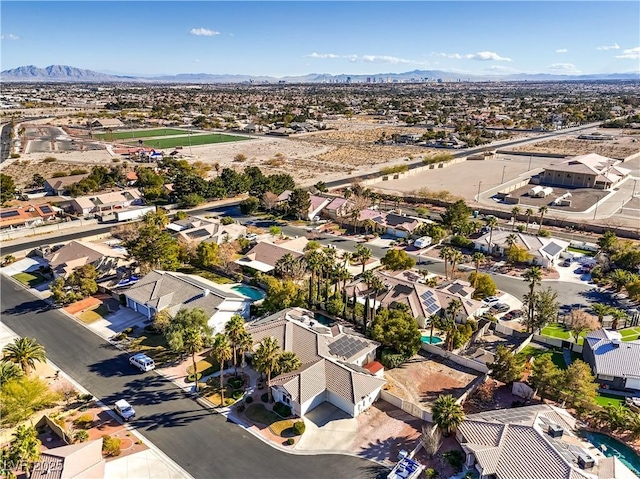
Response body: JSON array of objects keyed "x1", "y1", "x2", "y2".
[
  {"x1": 39, "y1": 205, "x2": 53, "y2": 214},
  {"x1": 0, "y1": 210, "x2": 20, "y2": 218}
]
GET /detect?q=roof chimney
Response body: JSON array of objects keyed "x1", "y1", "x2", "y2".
[{"x1": 612, "y1": 339, "x2": 621, "y2": 348}]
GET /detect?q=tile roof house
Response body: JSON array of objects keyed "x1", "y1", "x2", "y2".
[
  {"x1": 539, "y1": 153, "x2": 631, "y2": 189},
  {"x1": 274, "y1": 191, "x2": 330, "y2": 221},
  {"x1": 0, "y1": 204, "x2": 57, "y2": 230},
  {"x1": 474, "y1": 230, "x2": 569, "y2": 268},
  {"x1": 44, "y1": 173, "x2": 90, "y2": 196},
  {"x1": 45, "y1": 240, "x2": 130, "y2": 279},
  {"x1": 457, "y1": 404, "x2": 636, "y2": 479},
  {"x1": 582, "y1": 329, "x2": 640, "y2": 392},
  {"x1": 372, "y1": 212, "x2": 426, "y2": 238},
  {"x1": 344, "y1": 270, "x2": 484, "y2": 327},
  {"x1": 247, "y1": 308, "x2": 384, "y2": 418},
  {"x1": 167, "y1": 216, "x2": 247, "y2": 245},
  {"x1": 31, "y1": 439, "x2": 105, "y2": 479},
  {"x1": 234, "y1": 237, "x2": 307, "y2": 273},
  {"x1": 123, "y1": 270, "x2": 251, "y2": 333},
  {"x1": 323, "y1": 197, "x2": 353, "y2": 220},
  {"x1": 67, "y1": 189, "x2": 143, "y2": 216}
]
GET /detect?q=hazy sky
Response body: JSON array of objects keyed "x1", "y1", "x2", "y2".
[{"x1": 1, "y1": 1, "x2": 639, "y2": 77}]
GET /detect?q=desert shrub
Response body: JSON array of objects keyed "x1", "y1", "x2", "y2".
[
  {"x1": 293, "y1": 421, "x2": 306, "y2": 435},
  {"x1": 123, "y1": 327, "x2": 134, "y2": 334},
  {"x1": 227, "y1": 377, "x2": 244, "y2": 389},
  {"x1": 185, "y1": 373, "x2": 202, "y2": 383},
  {"x1": 73, "y1": 413, "x2": 94, "y2": 428},
  {"x1": 101, "y1": 434, "x2": 122, "y2": 457},
  {"x1": 273, "y1": 402, "x2": 291, "y2": 417},
  {"x1": 69, "y1": 169, "x2": 88, "y2": 175},
  {"x1": 113, "y1": 332, "x2": 128, "y2": 341},
  {"x1": 286, "y1": 438, "x2": 295, "y2": 445},
  {"x1": 260, "y1": 393, "x2": 269, "y2": 403},
  {"x1": 538, "y1": 229, "x2": 551, "y2": 237},
  {"x1": 245, "y1": 396, "x2": 253, "y2": 404},
  {"x1": 232, "y1": 390, "x2": 244, "y2": 400},
  {"x1": 74, "y1": 430, "x2": 89, "y2": 443},
  {"x1": 10, "y1": 153, "x2": 20, "y2": 159},
  {"x1": 220, "y1": 216, "x2": 235, "y2": 225},
  {"x1": 450, "y1": 235, "x2": 473, "y2": 248},
  {"x1": 43, "y1": 157, "x2": 57, "y2": 163},
  {"x1": 380, "y1": 350, "x2": 406, "y2": 369},
  {"x1": 443, "y1": 450, "x2": 464, "y2": 471},
  {"x1": 78, "y1": 393, "x2": 93, "y2": 403}
]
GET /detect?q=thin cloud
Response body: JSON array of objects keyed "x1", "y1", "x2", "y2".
[
  {"x1": 615, "y1": 47, "x2": 640, "y2": 60},
  {"x1": 597, "y1": 43, "x2": 620, "y2": 51},
  {"x1": 190, "y1": 28, "x2": 220, "y2": 37},
  {"x1": 0, "y1": 33, "x2": 20, "y2": 40},
  {"x1": 305, "y1": 53, "x2": 426, "y2": 65},
  {"x1": 361, "y1": 55, "x2": 414, "y2": 64},
  {"x1": 548, "y1": 63, "x2": 581, "y2": 73},
  {"x1": 556, "y1": 49, "x2": 568, "y2": 53},
  {"x1": 434, "y1": 51, "x2": 512, "y2": 62},
  {"x1": 305, "y1": 52, "x2": 340, "y2": 59}
]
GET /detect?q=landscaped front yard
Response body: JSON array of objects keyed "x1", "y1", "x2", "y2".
[
  {"x1": 595, "y1": 392, "x2": 627, "y2": 408},
  {"x1": 12, "y1": 272, "x2": 47, "y2": 287},
  {"x1": 127, "y1": 330, "x2": 180, "y2": 365},
  {"x1": 540, "y1": 322, "x2": 587, "y2": 345},
  {"x1": 517, "y1": 345, "x2": 569, "y2": 369},
  {"x1": 619, "y1": 326, "x2": 640, "y2": 342},
  {"x1": 78, "y1": 304, "x2": 110, "y2": 324}
]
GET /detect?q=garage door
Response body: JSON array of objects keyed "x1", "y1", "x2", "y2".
[{"x1": 626, "y1": 377, "x2": 640, "y2": 391}]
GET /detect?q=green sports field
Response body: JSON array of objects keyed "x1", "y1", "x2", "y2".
[
  {"x1": 126, "y1": 133, "x2": 250, "y2": 149},
  {"x1": 93, "y1": 128, "x2": 190, "y2": 140}
]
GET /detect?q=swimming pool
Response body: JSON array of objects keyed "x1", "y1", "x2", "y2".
[
  {"x1": 231, "y1": 285, "x2": 266, "y2": 301},
  {"x1": 314, "y1": 313, "x2": 336, "y2": 327},
  {"x1": 421, "y1": 336, "x2": 443, "y2": 344},
  {"x1": 583, "y1": 431, "x2": 640, "y2": 476}
]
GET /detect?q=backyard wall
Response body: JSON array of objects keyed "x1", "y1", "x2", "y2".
[
  {"x1": 360, "y1": 157, "x2": 467, "y2": 187},
  {"x1": 380, "y1": 390, "x2": 433, "y2": 422},
  {"x1": 420, "y1": 343, "x2": 489, "y2": 373}
]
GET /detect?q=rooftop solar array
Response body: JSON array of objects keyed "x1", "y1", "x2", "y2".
[
  {"x1": 327, "y1": 335, "x2": 369, "y2": 359},
  {"x1": 447, "y1": 283, "x2": 464, "y2": 295},
  {"x1": 187, "y1": 229, "x2": 210, "y2": 239},
  {"x1": 39, "y1": 205, "x2": 53, "y2": 214},
  {"x1": 420, "y1": 291, "x2": 440, "y2": 315},
  {"x1": 543, "y1": 242, "x2": 563, "y2": 256},
  {"x1": 0, "y1": 210, "x2": 20, "y2": 218}
]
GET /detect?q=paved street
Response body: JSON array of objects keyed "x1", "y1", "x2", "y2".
[{"x1": 0, "y1": 278, "x2": 384, "y2": 479}]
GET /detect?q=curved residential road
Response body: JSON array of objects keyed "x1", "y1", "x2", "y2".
[{"x1": 0, "y1": 278, "x2": 385, "y2": 479}]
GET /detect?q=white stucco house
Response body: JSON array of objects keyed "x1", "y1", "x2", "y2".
[
  {"x1": 122, "y1": 271, "x2": 251, "y2": 333},
  {"x1": 473, "y1": 231, "x2": 570, "y2": 268},
  {"x1": 247, "y1": 308, "x2": 385, "y2": 418}
]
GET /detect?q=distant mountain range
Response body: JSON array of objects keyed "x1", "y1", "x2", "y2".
[{"x1": 2, "y1": 65, "x2": 639, "y2": 83}]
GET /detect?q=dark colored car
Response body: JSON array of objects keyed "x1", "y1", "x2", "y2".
[
  {"x1": 504, "y1": 309, "x2": 523, "y2": 320},
  {"x1": 490, "y1": 303, "x2": 510, "y2": 314}
]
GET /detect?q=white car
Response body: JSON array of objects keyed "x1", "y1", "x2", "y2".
[
  {"x1": 245, "y1": 233, "x2": 258, "y2": 241},
  {"x1": 114, "y1": 399, "x2": 135, "y2": 421},
  {"x1": 483, "y1": 296, "x2": 500, "y2": 304},
  {"x1": 129, "y1": 353, "x2": 155, "y2": 372}
]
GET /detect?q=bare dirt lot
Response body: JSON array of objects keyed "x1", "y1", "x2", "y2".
[
  {"x1": 512, "y1": 131, "x2": 639, "y2": 159},
  {"x1": 383, "y1": 354, "x2": 479, "y2": 411}
]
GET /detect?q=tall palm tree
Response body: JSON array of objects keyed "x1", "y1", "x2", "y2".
[
  {"x1": 305, "y1": 250, "x2": 323, "y2": 308},
  {"x1": 444, "y1": 299, "x2": 463, "y2": 351},
  {"x1": 608, "y1": 269, "x2": 631, "y2": 293},
  {"x1": 538, "y1": 205, "x2": 548, "y2": 230},
  {"x1": 523, "y1": 267, "x2": 542, "y2": 329},
  {"x1": 341, "y1": 251, "x2": 353, "y2": 267},
  {"x1": 591, "y1": 303, "x2": 613, "y2": 325},
  {"x1": 253, "y1": 337, "x2": 281, "y2": 403},
  {"x1": 277, "y1": 351, "x2": 301, "y2": 375},
  {"x1": 224, "y1": 314, "x2": 246, "y2": 376},
  {"x1": 439, "y1": 246, "x2": 454, "y2": 280},
  {"x1": 525, "y1": 208, "x2": 534, "y2": 232},
  {"x1": 471, "y1": 252, "x2": 485, "y2": 287},
  {"x1": 368, "y1": 276, "x2": 385, "y2": 329},
  {"x1": 432, "y1": 394, "x2": 464, "y2": 436},
  {"x1": 236, "y1": 331, "x2": 253, "y2": 376},
  {"x1": 355, "y1": 245, "x2": 373, "y2": 274},
  {"x1": 210, "y1": 334, "x2": 232, "y2": 406},
  {"x1": 486, "y1": 216, "x2": 499, "y2": 254},
  {"x1": 511, "y1": 206, "x2": 521, "y2": 230},
  {"x1": 360, "y1": 270, "x2": 375, "y2": 329},
  {"x1": 449, "y1": 250, "x2": 463, "y2": 280},
  {"x1": 610, "y1": 308, "x2": 628, "y2": 331},
  {"x1": 506, "y1": 233, "x2": 518, "y2": 248},
  {"x1": 2, "y1": 337, "x2": 46, "y2": 376}
]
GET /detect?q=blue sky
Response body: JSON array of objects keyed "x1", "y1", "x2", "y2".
[{"x1": 1, "y1": 1, "x2": 639, "y2": 77}]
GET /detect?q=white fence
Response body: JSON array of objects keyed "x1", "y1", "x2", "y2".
[
  {"x1": 361, "y1": 157, "x2": 467, "y2": 187},
  {"x1": 0, "y1": 219, "x2": 100, "y2": 242},
  {"x1": 420, "y1": 342, "x2": 489, "y2": 373},
  {"x1": 380, "y1": 390, "x2": 433, "y2": 422},
  {"x1": 514, "y1": 334, "x2": 534, "y2": 354}
]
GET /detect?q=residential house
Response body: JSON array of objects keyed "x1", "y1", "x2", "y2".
[
  {"x1": 90, "y1": 118, "x2": 124, "y2": 129},
  {"x1": 344, "y1": 270, "x2": 484, "y2": 327},
  {"x1": 0, "y1": 204, "x2": 57, "y2": 230},
  {"x1": 123, "y1": 270, "x2": 251, "y2": 333},
  {"x1": 457, "y1": 404, "x2": 636, "y2": 479},
  {"x1": 473, "y1": 231, "x2": 569, "y2": 268},
  {"x1": 31, "y1": 439, "x2": 105, "y2": 479},
  {"x1": 539, "y1": 153, "x2": 631, "y2": 189},
  {"x1": 167, "y1": 216, "x2": 247, "y2": 245},
  {"x1": 275, "y1": 191, "x2": 330, "y2": 220},
  {"x1": 582, "y1": 329, "x2": 640, "y2": 392},
  {"x1": 323, "y1": 197, "x2": 353, "y2": 221},
  {"x1": 44, "y1": 240, "x2": 130, "y2": 279},
  {"x1": 372, "y1": 212, "x2": 426, "y2": 238},
  {"x1": 44, "y1": 173, "x2": 90, "y2": 196},
  {"x1": 235, "y1": 237, "x2": 308, "y2": 273},
  {"x1": 125, "y1": 171, "x2": 138, "y2": 186},
  {"x1": 66, "y1": 189, "x2": 143, "y2": 216},
  {"x1": 247, "y1": 308, "x2": 385, "y2": 418}
]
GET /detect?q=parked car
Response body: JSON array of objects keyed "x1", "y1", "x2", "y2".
[
  {"x1": 414, "y1": 236, "x2": 433, "y2": 249},
  {"x1": 562, "y1": 258, "x2": 572, "y2": 267},
  {"x1": 503, "y1": 309, "x2": 523, "y2": 320},
  {"x1": 129, "y1": 353, "x2": 155, "y2": 372},
  {"x1": 245, "y1": 233, "x2": 258, "y2": 241},
  {"x1": 483, "y1": 296, "x2": 500, "y2": 304},
  {"x1": 490, "y1": 303, "x2": 510, "y2": 314},
  {"x1": 114, "y1": 399, "x2": 135, "y2": 421}
]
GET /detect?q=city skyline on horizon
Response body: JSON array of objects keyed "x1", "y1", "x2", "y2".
[{"x1": 1, "y1": 1, "x2": 639, "y2": 77}]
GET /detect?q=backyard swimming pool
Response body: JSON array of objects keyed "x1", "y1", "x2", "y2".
[
  {"x1": 231, "y1": 285, "x2": 266, "y2": 301},
  {"x1": 314, "y1": 312, "x2": 336, "y2": 326},
  {"x1": 583, "y1": 431, "x2": 640, "y2": 476},
  {"x1": 421, "y1": 336, "x2": 443, "y2": 344}
]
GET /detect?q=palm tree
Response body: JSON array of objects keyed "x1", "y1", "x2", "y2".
[
  {"x1": 224, "y1": 314, "x2": 246, "y2": 376},
  {"x1": 486, "y1": 216, "x2": 498, "y2": 254},
  {"x1": 432, "y1": 394, "x2": 464, "y2": 436},
  {"x1": 253, "y1": 337, "x2": 281, "y2": 402},
  {"x1": 471, "y1": 252, "x2": 485, "y2": 287},
  {"x1": 524, "y1": 208, "x2": 534, "y2": 232},
  {"x1": 236, "y1": 331, "x2": 253, "y2": 376},
  {"x1": 439, "y1": 246, "x2": 454, "y2": 280},
  {"x1": 449, "y1": 250, "x2": 463, "y2": 280},
  {"x1": 591, "y1": 303, "x2": 613, "y2": 325},
  {"x1": 523, "y1": 267, "x2": 542, "y2": 330},
  {"x1": 277, "y1": 351, "x2": 301, "y2": 375},
  {"x1": 210, "y1": 334, "x2": 232, "y2": 406},
  {"x1": 2, "y1": 337, "x2": 46, "y2": 376},
  {"x1": 0, "y1": 361, "x2": 23, "y2": 384},
  {"x1": 444, "y1": 299, "x2": 463, "y2": 350},
  {"x1": 360, "y1": 270, "x2": 375, "y2": 329},
  {"x1": 341, "y1": 251, "x2": 353, "y2": 267},
  {"x1": 610, "y1": 308, "x2": 628, "y2": 330},
  {"x1": 506, "y1": 233, "x2": 518, "y2": 249},
  {"x1": 355, "y1": 245, "x2": 373, "y2": 274},
  {"x1": 608, "y1": 269, "x2": 631, "y2": 292},
  {"x1": 511, "y1": 206, "x2": 521, "y2": 230},
  {"x1": 305, "y1": 250, "x2": 323, "y2": 307},
  {"x1": 538, "y1": 205, "x2": 548, "y2": 230},
  {"x1": 368, "y1": 276, "x2": 385, "y2": 328}
]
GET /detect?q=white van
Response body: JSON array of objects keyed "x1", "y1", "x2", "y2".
[
  {"x1": 414, "y1": 236, "x2": 432, "y2": 249},
  {"x1": 129, "y1": 353, "x2": 155, "y2": 372}
]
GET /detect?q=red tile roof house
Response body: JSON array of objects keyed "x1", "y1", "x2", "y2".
[
  {"x1": 247, "y1": 308, "x2": 385, "y2": 418},
  {"x1": 0, "y1": 204, "x2": 58, "y2": 230}
]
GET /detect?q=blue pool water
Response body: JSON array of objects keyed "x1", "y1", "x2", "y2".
[
  {"x1": 421, "y1": 336, "x2": 443, "y2": 344},
  {"x1": 314, "y1": 313, "x2": 336, "y2": 326},
  {"x1": 583, "y1": 431, "x2": 640, "y2": 476},
  {"x1": 231, "y1": 285, "x2": 266, "y2": 300}
]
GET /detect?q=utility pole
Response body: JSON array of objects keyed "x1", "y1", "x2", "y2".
[
  {"x1": 528, "y1": 155, "x2": 532, "y2": 172},
  {"x1": 501, "y1": 165, "x2": 506, "y2": 184},
  {"x1": 477, "y1": 181, "x2": 482, "y2": 201}
]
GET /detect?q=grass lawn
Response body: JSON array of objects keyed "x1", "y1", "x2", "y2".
[
  {"x1": 186, "y1": 356, "x2": 220, "y2": 377},
  {"x1": 126, "y1": 133, "x2": 250, "y2": 149},
  {"x1": 128, "y1": 332, "x2": 180, "y2": 365},
  {"x1": 595, "y1": 393, "x2": 627, "y2": 408},
  {"x1": 567, "y1": 246, "x2": 596, "y2": 257},
  {"x1": 517, "y1": 345, "x2": 567, "y2": 369},
  {"x1": 620, "y1": 327, "x2": 640, "y2": 342},
  {"x1": 177, "y1": 266, "x2": 234, "y2": 284},
  {"x1": 78, "y1": 304, "x2": 110, "y2": 324},
  {"x1": 93, "y1": 128, "x2": 189, "y2": 140},
  {"x1": 541, "y1": 323, "x2": 571, "y2": 340},
  {"x1": 244, "y1": 404, "x2": 281, "y2": 426},
  {"x1": 203, "y1": 386, "x2": 235, "y2": 407},
  {"x1": 269, "y1": 419, "x2": 296, "y2": 438},
  {"x1": 12, "y1": 272, "x2": 47, "y2": 287}
]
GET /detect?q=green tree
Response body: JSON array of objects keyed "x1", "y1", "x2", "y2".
[
  {"x1": 253, "y1": 336, "x2": 281, "y2": 402},
  {"x1": 511, "y1": 206, "x2": 521, "y2": 230},
  {"x1": 369, "y1": 308, "x2": 421, "y2": 358},
  {"x1": 597, "y1": 231, "x2": 618, "y2": 256},
  {"x1": 534, "y1": 287, "x2": 560, "y2": 328},
  {"x1": 561, "y1": 360, "x2": 598, "y2": 413},
  {"x1": 224, "y1": 314, "x2": 246, "y2": 376},
  {"x1": 485, "y1": 216, "x2": 499, "y2": 253},
  {"x1": 591, "y1": 303, "x2": 613, "y2": 325},
  {"x1": 239, "y1": 197, "x2": 260, "y2": 214},
  {"x1": 0, "y1": 376, "x2": 60, "y2": 426},
  {"x1": 124, "y1": 226, "x2": 181, "y2": 272},
  {"x1": 0, "y1": 173, "x2": 16, "y2": 205},
  {"x1": 30, "y1": 173, "x2": 46, "y2": 188},
  {"x1": 440, "y1": 200, "x2": 470, "y2": 234},
  {"x1": 439, "y1": 246, "x2": 454, "y2": 280},
  {"x1": 260, "y1": 275, "x2": 306, "y2": 312},
  {"x1": 507, "y1": 245, "x2": 531, "y2": 264},
  {"x1": 236, "y1": 331, "x2": 253, "y2": 375},
  {"x1": 381, "y1": 249, "x2": 416, "y2": 271},
  {"x1": 165, "y1": 308, "x2": 213, "y2": 392},
  {"x1": 608, "y1": 269, "x2": 631, "y2": 292},
  {"x1": 529, "y1": 353, "x2": 561, "y2": 400},
  {"x1": 432, "y1": 394, "x2": 464, "y2": 436},
  {"x1": 522, "y1": 267, "x2": 543, "y2": 332},
  {"x1": 538, "y1": 205, "x2": 548, "y2": 230},
  {"x1": 210, "y1": 334, "x2": 233, "y2": 405},
  {"x1": 277, "y1": 351, "x2": 301, "y2": 375},
  {"x1": 468, "y1": 272, "x2": 497, "y2": 299},
  {"x1": 142, "y1": 209, "x2": 169, "y2": 229},
  {"x1": 488, "y1": 345, "x2": 524, "y2": 384},
  {"x1": 286, "y1": 188, "x2": 311, "y2": 220},
  {"x1": 524, "y1": 208, "x2": 534, "y2": 232},
  {"x1": 2, "y1": 337, "x2": 46, "y2": 376},
  {"x1": 5, "y1": 425, "x2": 41, "y2": 476},
  {"x1": 152, "y1": 310, "x2": 172, "y2": 334},
  {"x1": 196, "y1": 241, "x2": 220, "y2": 268},
  {"x1": 354, "y1": 244, "x2": 372, "y2": 274},
  {"x1": 471, "y1": 252, "x2": 485, "y2": 287},
  {"x1": 0, "y1": 362, "x2": 23, "y2": 384}
]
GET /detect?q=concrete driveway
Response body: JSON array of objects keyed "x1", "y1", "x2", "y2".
[
  {"x1": 295, "y1": 402, "x2": 357, "y2": 453},
  {"x1": 0, "y1": 256, "x2": 48, "y2": 276}
]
